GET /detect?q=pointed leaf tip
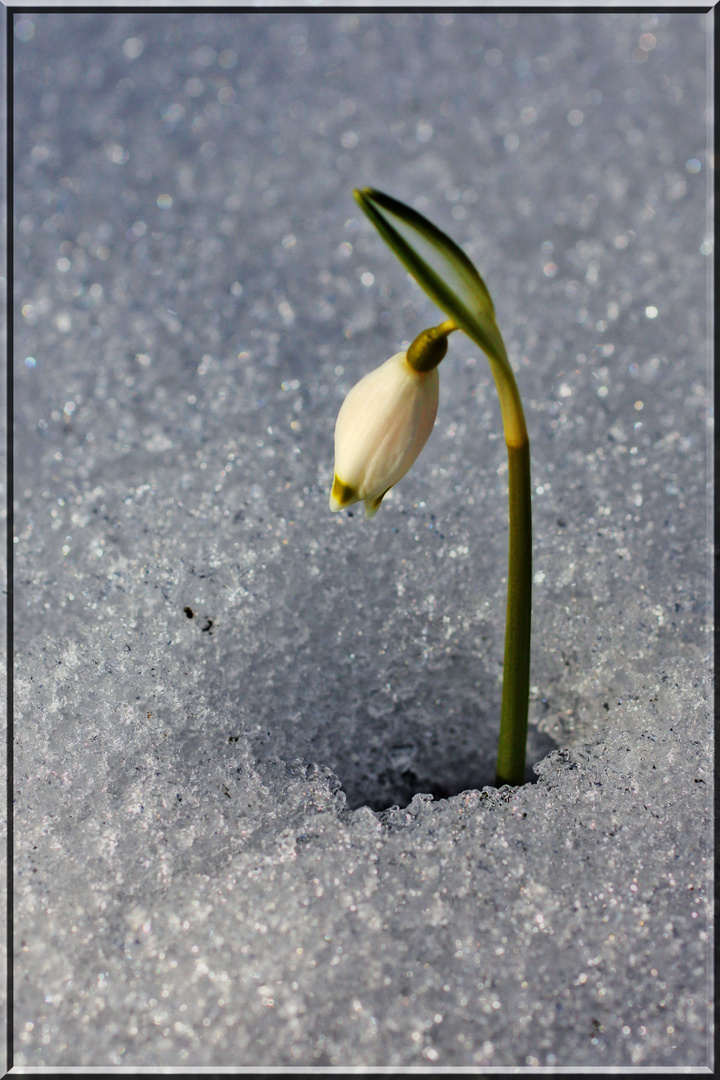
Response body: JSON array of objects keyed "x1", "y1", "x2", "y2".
[{"x1": 353, "y1": 186, "x2": 510, "y2": 375}]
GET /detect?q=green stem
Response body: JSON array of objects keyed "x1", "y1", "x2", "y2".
[
  {"x1": 493, "y1": 374, "x2": 532, "y2": 787},
  {"x1": 350, "y1": 187, "x2": 533, "y2": 786}
]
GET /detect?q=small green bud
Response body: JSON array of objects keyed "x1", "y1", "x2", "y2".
[{"x1": 406, "y1": 320, "x2": 457, "y2": 372}]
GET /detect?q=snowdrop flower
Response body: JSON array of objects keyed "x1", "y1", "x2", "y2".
[
  {"x1": 337, "y1": 187, "x2": 532, "y2": 787},
  {"x1": 329, "y1": 325, "x2": 453, "y2": 518},
  {"x1": 329, "y1": 351, "x2": 438, "y2": 518}
]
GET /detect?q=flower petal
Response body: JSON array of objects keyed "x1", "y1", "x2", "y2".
[
  {"x1": 329, "y1": 475, "x2": 359, "y2": 513},
  {"x1": 330, "y1": 352, "x2": 439, "y2": 516}
]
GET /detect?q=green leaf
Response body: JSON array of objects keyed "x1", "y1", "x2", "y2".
[{"x1": 354, "y1": 187, "x2": 510, "y2": 373}]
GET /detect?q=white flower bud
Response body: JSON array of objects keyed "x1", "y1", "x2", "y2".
[{"x1": 329, "y1": 351, "x2": 439, "y2": 518}]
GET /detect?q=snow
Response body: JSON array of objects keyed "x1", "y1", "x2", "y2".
[{"x1": 13, "y1": 9, "x2": 712, "y2": 1070}]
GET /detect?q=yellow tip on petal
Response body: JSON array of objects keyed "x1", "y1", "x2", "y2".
[
  {"x1": 363, "y1": 490, "x2": 388, "y2": 519},
  {"x1": 329, "y1": 475, "x2": 358, "y2": 513}
]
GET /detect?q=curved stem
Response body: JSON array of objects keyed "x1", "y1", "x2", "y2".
[
  {"x1": 495, "y1": 435, "x2": 532, "y2": 786},
  {"x1": 351, "y1": 187, "x2": 533, "y2": 787},
  {"x1": 456, "y1": 334, "x2": 531, "y2": 786},
  {"x1": 468, "y1": 344, "x2": 531, "y2": 787}
]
